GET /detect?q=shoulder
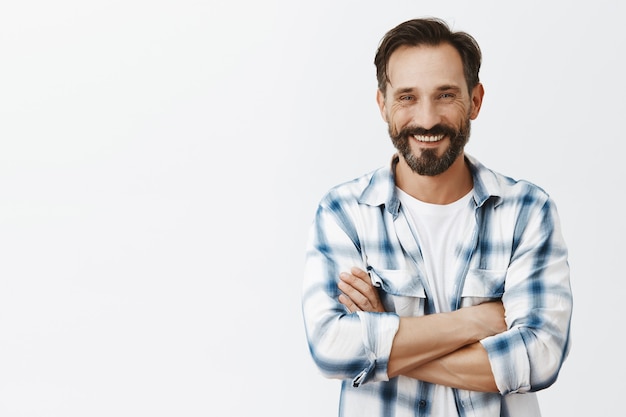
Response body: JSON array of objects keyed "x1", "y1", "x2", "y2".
[
  {"x1": 318, "y1": 166, "x2": 386, "y2": 209},
  {"x1": 468, "y1": 155, "x2": 552, "y2": 208}
]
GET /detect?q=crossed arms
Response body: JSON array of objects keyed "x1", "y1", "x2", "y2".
[{"x1": 338, "y1": 267, "x2": 506, "y2": 392}]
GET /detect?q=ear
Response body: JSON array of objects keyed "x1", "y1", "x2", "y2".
[
  {"x1": 469, "y1": 83, "x2": 485, "y2": 120},
  {"x1": 376, "y1": 89, "x2": 388, "y2": 122}
]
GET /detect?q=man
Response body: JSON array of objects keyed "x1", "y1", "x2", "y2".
[{"x1": 301, "y1": 17, "x2": 572, "y2": 417}]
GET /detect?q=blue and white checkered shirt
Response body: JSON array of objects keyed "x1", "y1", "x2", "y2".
[{"x1": 302, "y1": 154, "x2": 572, "y2": 417}]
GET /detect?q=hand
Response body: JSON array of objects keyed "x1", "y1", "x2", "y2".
[{"x1": 338, "y1": 267, "x2": 385, "y2": 313}]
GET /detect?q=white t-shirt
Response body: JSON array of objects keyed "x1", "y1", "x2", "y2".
[{"x1": 396, "y1": 187, "x2": 474, "y2": 417}]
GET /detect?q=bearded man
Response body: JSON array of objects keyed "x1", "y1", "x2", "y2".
[{"x1": 302, "y1": 17, "x2": 572, "y2": 417}]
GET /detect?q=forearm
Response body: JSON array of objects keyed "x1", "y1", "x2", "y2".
[
  {"x1": 401, "y1": 342, "x2": 499, "y2": 392},
  {"x1": 388, "y1": 313, "x2": 475, "y2": 377},
  {"x1": 388, "y1": 302, "x2": 504, "y2": 378}
]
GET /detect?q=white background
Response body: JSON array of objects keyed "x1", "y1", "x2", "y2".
[{"x1": 0, "y1": 1, "x2": 623, "y2": 415}]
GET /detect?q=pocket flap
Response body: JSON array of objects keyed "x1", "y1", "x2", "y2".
[
  {"x1": 368, "y1": 267, "x2": 426, "y2": 298},
  {"x1": 462, "y1": 269, "x2": 506, "y2": 297}
]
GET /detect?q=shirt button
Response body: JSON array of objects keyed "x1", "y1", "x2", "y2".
[{"x1": 418, "y1": 400, "x2": 426, "y2": 407}]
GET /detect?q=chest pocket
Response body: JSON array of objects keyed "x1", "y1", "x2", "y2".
[
  {"x1": 460, "y1": 268, "x2": 506, "y2": 307},
  {"x1": 368, "y1": 266, "x2": 426, "y2": 316}
]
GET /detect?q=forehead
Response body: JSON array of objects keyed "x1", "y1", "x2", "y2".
[{"x1": 386, "y1": 43, "x2": 465, "y2": 91}]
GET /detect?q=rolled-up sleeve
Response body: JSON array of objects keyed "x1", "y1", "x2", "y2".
[
  {"x1": 302, "y1": 197, "x2": 400, "y2": 386},
  {"x1": 481, "y1": 195, "x2": 573, "y2": 395}
]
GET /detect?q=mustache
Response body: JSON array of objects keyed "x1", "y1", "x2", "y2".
[{"x1": 393, "y1": 124, "x2": 459, "y2": 140}]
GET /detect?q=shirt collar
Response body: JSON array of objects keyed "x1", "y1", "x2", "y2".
[{"x1": 358, "y1": 153, "x2": 503, "y2": 218}]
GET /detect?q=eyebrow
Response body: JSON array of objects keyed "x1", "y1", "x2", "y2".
[
  {"x1": 394, "y1": 87, "x2": 415, "y2": 95},
  {"x1": 392, "y1": 84, "x2": 463, "y2": 95},
  {"x1": 437, "y1": 84, "x2": 462, "y2": 92}
]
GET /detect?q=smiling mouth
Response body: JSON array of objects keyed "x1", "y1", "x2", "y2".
[{"x1": 413, "y1": 134, "x2": 444, "y2": 143}]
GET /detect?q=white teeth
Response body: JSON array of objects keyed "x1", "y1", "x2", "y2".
[{"x1": 414, "y1": 134, "x2": 444, "y2": 143}]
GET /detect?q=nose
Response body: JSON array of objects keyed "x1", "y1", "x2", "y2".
[{"x1": 412, "y1": 100, "x2": 441, "y2": 130}]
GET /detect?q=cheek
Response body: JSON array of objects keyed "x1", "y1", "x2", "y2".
[
  {"x1": 387, "y1": 114, "x2": 403, "y2": 137},
  {"x1": 450, "y1": 101, "x2": 471, "y2": 120},
  {"x1": 388, "y1": 107, "x2": 411, "y2": 131},
  {"x1": 438, "y1": 103, "x2": 469, "y2": 129}
]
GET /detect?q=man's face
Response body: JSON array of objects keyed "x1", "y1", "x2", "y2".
[{"x1": 377, "y1": 43, "x2": 483, "y2": 176}]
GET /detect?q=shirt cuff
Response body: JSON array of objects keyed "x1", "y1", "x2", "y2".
[
  {"x1": 480, "y1": 328, "x2": 531, "y2": 394},
  {"x1": 351, "y1": 311, "x2": 400, "y2": 387}
]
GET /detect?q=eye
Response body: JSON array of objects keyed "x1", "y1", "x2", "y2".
[
  {"x1": 399, "y1": 95, "x2": 415, "y2": 102},
  {"x1": 439, "y1": 92, "x2": 456, "y2": 100}
]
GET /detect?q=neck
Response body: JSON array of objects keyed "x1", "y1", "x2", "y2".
[{"x1": 395, "y1": 153, "x2": 473, "y2": 204}]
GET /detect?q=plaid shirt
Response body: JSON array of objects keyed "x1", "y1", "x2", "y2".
[{"x1": 302, "y1": 154, "x2": 572, "y2": 417}]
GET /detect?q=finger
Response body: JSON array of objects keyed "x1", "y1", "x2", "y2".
[
  {"x1": 350, "y1": 267, "x2": 371, "y2": 284},
  {"x1": 340, "y1": 272, "x2": 376, "y2": 299},
  {"x1": 338, "y1": 293, "x2": 360, "y2": 313},
  {"x1": 339, "y1": 271, "x2": 384, "y2": 313},
  {"x1": 338, "y1": 279, "x2": 370, "y2": 308}
]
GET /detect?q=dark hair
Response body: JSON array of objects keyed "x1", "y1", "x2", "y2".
[{"x1": 374, "y1": 18, "x2": 482, "y2": 96}]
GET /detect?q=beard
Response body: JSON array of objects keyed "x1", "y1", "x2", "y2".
[{"x1": 389, "y1": 117, "x2": 471, "y2": 176}]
